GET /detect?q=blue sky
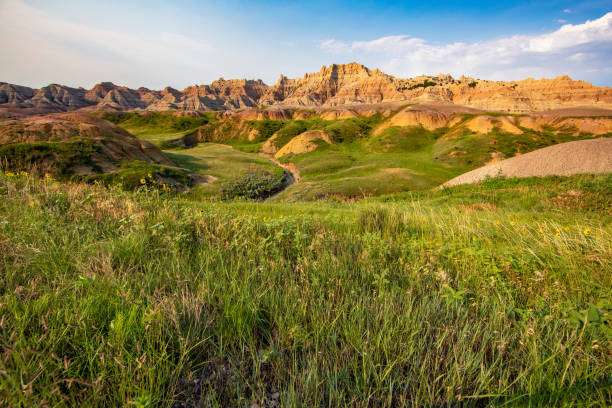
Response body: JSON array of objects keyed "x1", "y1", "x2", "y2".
[{"x1": 1, "y1": 0, "x2": 611, "y2": 88}]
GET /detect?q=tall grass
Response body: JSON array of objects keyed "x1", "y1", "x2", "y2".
[{"x1": 0, "y1": 172, "x2": 610, "y2": 406}]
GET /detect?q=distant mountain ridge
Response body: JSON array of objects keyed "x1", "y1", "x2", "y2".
[{"x1": 2, "y1": 62, "x2": 612, "y2": 115}]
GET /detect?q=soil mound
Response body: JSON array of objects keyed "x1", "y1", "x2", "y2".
[
  {"x1": 0, "y1": 113, "x2": 173, "y2": 175},
  {"x1": 274, "y1": 130, "x2": 333, "y2": 158},
  {"x1": 442, "y1": 138, "x2": 612, "y2": 187}
]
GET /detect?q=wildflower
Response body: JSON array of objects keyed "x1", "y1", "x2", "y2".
[
  {"x1": 44, "y1": 173, "x2": 53, "y2": 180},
  {"x1": 263, "y1": 216, "x2": 271, "y2": 222},
  {"x1": 5, "y1": 172, "x2": 14, "y2": 177},
  {"x1": 140, "y1": 178, "x2": 146, "y2": 185},
  {"x1": 29, "y1": 201, "x2": 35, "y2": 207},
  {"x1": 510, "y1": 221, "x2": 516, "y2": 226},
  {"x1": 147, "y1": 173, "x2": 153, "y2": 179},
  {"x1": 199, "y1": 209, "x2": 204, "y2": 214},
  {"x1": 472, "y1": 236, "x2": 476, "y2": 242},
  {"x1": 555, "y1": 230, "x2": 561, "y2": 237},
  {"x1": 538, "y1": 227, "x2": 543, "y2": 233},
  {"x1": 20, "y1": 171, "x2": 28, "y2": 176},
  {"x1": 583, "y1": 228, "x2": 591, "y2": 235}
]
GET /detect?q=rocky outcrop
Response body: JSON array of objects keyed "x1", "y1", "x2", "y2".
[
  {"x1": 0, "y1": 83, "x2": 35, "y2": 104},
  {"x1": 2, "y1": 63, "x2": 611, "y2": 115}
]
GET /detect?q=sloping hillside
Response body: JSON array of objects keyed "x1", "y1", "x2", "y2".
[
  {"x1": 442, "y1": 138, "x2": 612, "y2": 187},
  {"x1": 0, "y1": 113, "x2": 194, "y2": 189}
]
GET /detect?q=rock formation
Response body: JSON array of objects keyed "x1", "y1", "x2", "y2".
[{"x1": 2, "y1": 63, "x2": 611, "y2": 115}]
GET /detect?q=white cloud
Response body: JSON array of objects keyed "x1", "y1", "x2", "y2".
[
  {"x1": 319, "y1": 13, "x2": 612, "y2": 83},
  {"x1": 556, "y1": 19, "x2": 567, "y2": 23},
  {"x1": 0, "y1": 0, "x2": 215, "y2": 88},
  {"x1": 564, "y1": 9, "x2": 572, "y2": 13}
]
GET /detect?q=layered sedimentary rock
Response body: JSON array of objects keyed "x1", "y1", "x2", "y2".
[{"x1": 2, "y1": 63, "x2": 611, "y2": 115}]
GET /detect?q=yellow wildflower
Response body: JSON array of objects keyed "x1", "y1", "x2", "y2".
[
  {"x1": 6, "y1": 172, "x2": 14, "y2": 177},
  {"x1": 20, "y1": 171, "x2": 28, "y2": 176},
  {"x1": 140, "y1": 178, "x2": 146, "y2": 185},
  {"x1": 583, "y1": 228, "x2": 591, "y2": 235},
  {"x1": 555, "y1": 230, "x2": 561, "y2": 237},
  {"x1": 538, "y1": 227, "x2": 543, "y2": 233},
  {"x1": 29, "y1": 201, "x2": 35, "y2": 207},
  {"x1": 510, "y1": 221, "x2": 516, "y2": 226},
  {"x1": 147, "y1": 173, "x2": 153, "y2": 179}
]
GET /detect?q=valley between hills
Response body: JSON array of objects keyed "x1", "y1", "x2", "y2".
[{"x1": 1, "y1": 63, "x2": 611, "y2": 407}]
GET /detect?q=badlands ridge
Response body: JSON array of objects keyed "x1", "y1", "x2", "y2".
[{"x1": 2, "y1": 63, "x2": 612, "y2": 115}]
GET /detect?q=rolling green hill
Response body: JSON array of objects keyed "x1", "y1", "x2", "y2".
[{"x1": 109, "y1": 109, "x2": 610, "y2": 200}]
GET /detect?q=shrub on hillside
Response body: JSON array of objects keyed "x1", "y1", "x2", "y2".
[{"x1": 220, "y1": 170, "x2": 286, "y2": 200}]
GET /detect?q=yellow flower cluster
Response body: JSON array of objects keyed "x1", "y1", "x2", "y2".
[{"x1": 139, "y1": 173, "x2": 172, "y2": 191}]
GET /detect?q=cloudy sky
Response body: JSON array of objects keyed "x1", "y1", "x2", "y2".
[{"x1": 1, "y1": 0, "x2": 611, "y2": 89}]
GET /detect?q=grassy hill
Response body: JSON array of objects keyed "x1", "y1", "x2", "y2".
[
  {"x1": 108, "y1": 110, "x2": 609, "y2": 200},
  {"x1": 1, "y1": 170, "x2": 610, "y2": 406}
]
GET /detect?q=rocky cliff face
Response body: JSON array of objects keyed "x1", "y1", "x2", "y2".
[{"x1": 2, "y1": 63, "x2": 611, "y2": 115}]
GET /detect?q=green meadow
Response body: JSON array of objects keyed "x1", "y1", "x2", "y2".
[{"x1": 0, "y1": 171, "x2": 610, "y2": 407}]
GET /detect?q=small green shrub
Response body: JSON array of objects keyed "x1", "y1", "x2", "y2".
[
  {"x1": 220, "y1": 170, "x2": 286, "y2": 200},
  {"x1": 398, "y1": 80, "x2": 437, "y2": 91}
]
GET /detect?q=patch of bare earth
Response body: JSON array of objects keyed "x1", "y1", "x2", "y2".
[{"x1": 442, "y1": 138, "x2": 612, "y2": 187}]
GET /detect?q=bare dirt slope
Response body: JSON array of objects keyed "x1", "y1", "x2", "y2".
[{"x1": 442, "y1": 138, "x2": 612, "y2": 187}]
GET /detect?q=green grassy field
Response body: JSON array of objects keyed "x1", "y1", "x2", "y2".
[
  {"x1": 275, "y1": 139, "x2": 469, "y2": 200},
  {"x1": 165, "y1": 144, "x2": 284, "y2": 198},
  {"x1": 97, "y1": 111, "x2": 216, "y2": 148},
  {"x1": 109, "y1": 111, "x2": 608, "y2": 201},
  {"x1": 1, "y1": 171, "x2": 610, "y2": 407}
]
